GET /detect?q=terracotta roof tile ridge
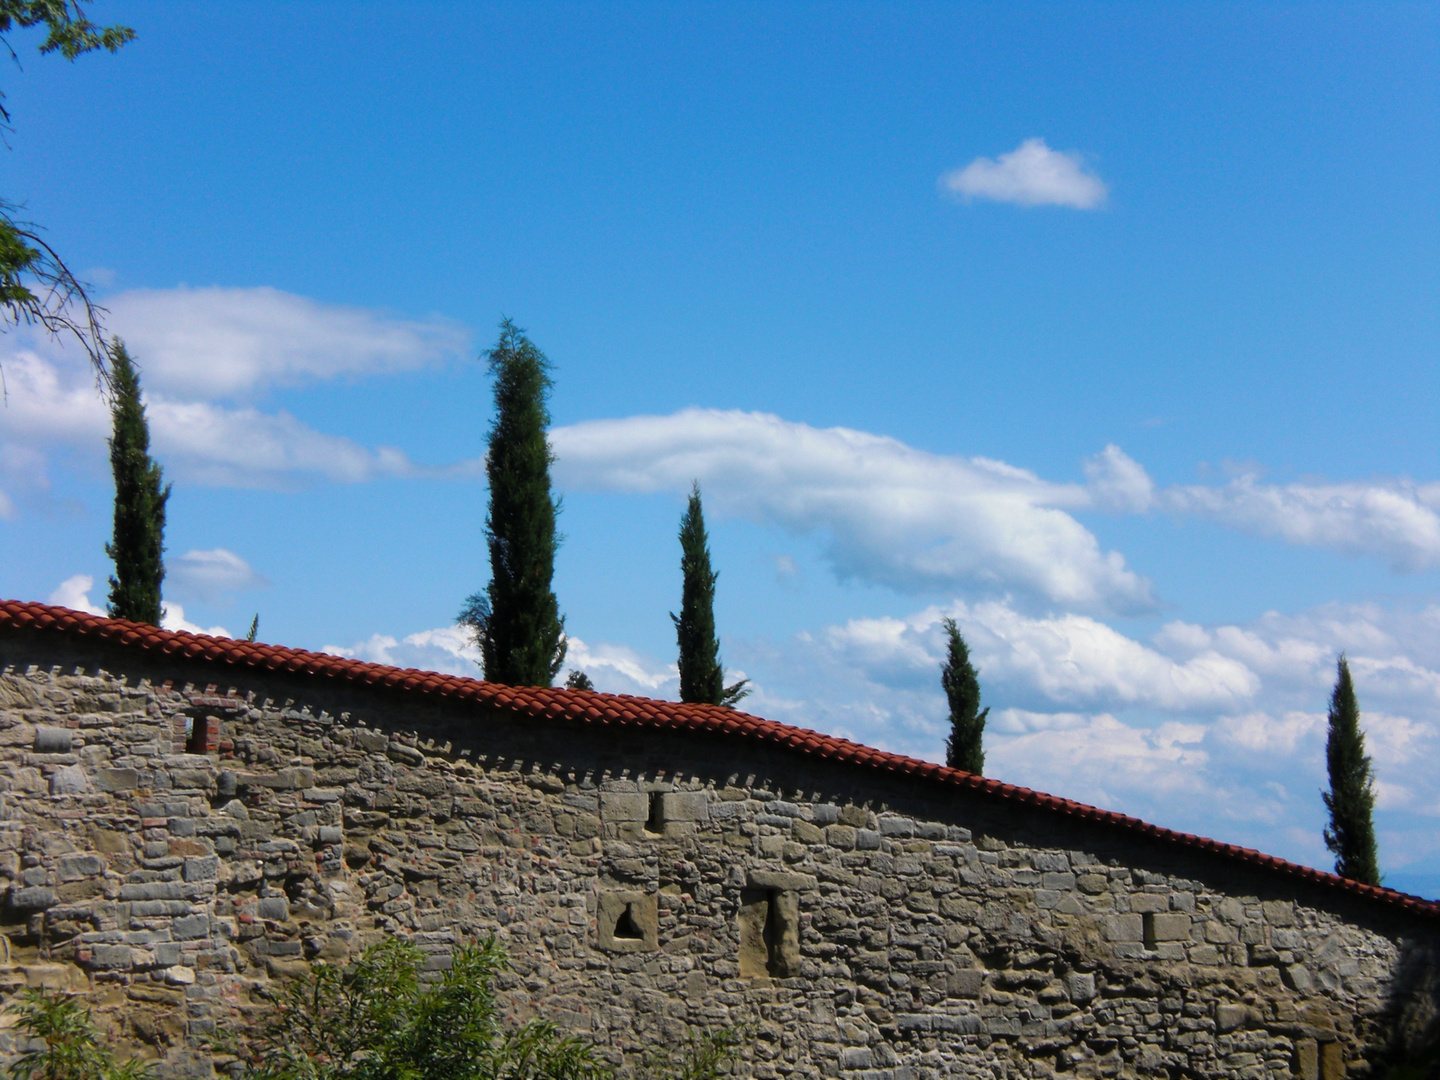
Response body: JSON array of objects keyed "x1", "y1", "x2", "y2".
[{"x1": 3, "y1": 597, "x2": 1437, "y2": 919}]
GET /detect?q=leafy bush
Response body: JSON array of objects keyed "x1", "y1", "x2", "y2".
[
  {"x1": 7, "y1": 988, "x2": 151, "y2": 1080},
  {"x1": 231, "y1": 936, "x2": 738, "y2": 1080}
]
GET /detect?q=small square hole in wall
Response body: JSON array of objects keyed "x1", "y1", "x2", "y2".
[
  {"x1": 597, "y1": 891, "x2": 658, "y2": 952},
  {"x1": 187, "y1": 715, "x2": 220, "y2": 755},
  {"x1": 738, "y1": 887, "x2": 799, "y2": 978}
]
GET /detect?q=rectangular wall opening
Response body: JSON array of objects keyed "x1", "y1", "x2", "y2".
[
  {"x1": 739, "y1": 887, "x2": 799, "y2": 978},
  {"x1": 1142, "y1": 912, "x2": 1158, "y2": 949},
  {"x1": 644, "y1": 791, "x2": 665, "y2": 834}
]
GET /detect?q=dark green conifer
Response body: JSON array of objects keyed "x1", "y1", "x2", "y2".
[
  {"x1": 942, "y1": 618, "x2": 988, "y2": 774},
  {"x1": 564, "y1": 670, "x2": 594, "y2": 691},
  {"x1": 1322, "y1": 656, "x2": 1381, "y2": 885},
  {"x1": 104, "y1": 340, "x2": 169, "y2": 625},
  {"x1": 459, "y1": 319, "x2": 566, "y2": 686},
  {"x1": 672, "y1": 483, "x2": 748, "y2": 707}
]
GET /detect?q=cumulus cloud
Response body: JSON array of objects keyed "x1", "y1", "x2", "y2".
[
  {"x1": 940, "y1": 138, "x2": 1108, "y2": 209},
  {"x1": 818, "y1": 601, "x2": 1258, "y2": 712},
  {"x1": 48, "y1": 575, "x2": 104, "y2": 615},
  {"x1": 159, "y1": 601, "x2": 228, "y2": 638},
  {"x1": 0, "y1": 339, "x2": 427, "y2": 490},
  {"x1": 105, "y1": 286, "x2": 469, "y2": 399},
  {"x1": 322, "y1": 626, "x2": 678, "y2": 699},
  {"x1": 169, "y1": 549, "x2": 269, "y2": 602},
  {"x1": 1165, "y1": 474, "x2": 1440, "y2": 573},
  {"x1": 552, "y1": 409, "x2": 1154, "y2": 614}
]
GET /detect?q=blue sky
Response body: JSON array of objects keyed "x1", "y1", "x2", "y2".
[{"x1": 3, "y1": 3, "x2": 1440, "y2": 892}]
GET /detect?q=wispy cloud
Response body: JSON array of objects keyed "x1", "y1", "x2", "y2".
[
  {"x1": 169, "y1": 549, "x2": 269, "y2": 603},
  {"x1": 106, "y1": 286, "x2": 469, "y2": 400},
  {"x1": 1084, "y1": 445, "x2": 1440, "y2": 572},
  {"x1": 551, "y1": 409, "x2": 1155, "y2": 614},
  {"x1": 940, "y1": 138, "x2": 1108, "y2": 209}
]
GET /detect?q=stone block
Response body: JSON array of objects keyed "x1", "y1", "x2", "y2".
[
  {"x1": 33, "y1": 726, "x2": 72, "y2": 753},
  {"x1": 1129, "y1": 893, "x2": 1169, "y2": 913},
  {"x1": 856, "y1": 829, "x2": 881, "y2": 850},
  {"x1": 184, "y1": 856, "x2": 219, "y2": 882},
  {"x1": 661, "y1": 791, "x2": 709, "y2": 822},
  {"x1": 1104, "y1": 914, "x2": 1143, "y2": 942},
  {"x1": 878, "y1": 815, "x2": 914, "y2": 837},
  {"x1": 1321, "y1": 1041, "x2": 1345, "y2": 1080},
  {"x1": 1264, "y1": 899, "x2": 1296, "y2": 926},
  {"x1": 748, "y1": 869, "x2": 815, "y2": 891},
  {"x1": 1294, "y1": 1038, "x2": 1320, "y2": 1080},
  {"x1": 599, "y1": 792, "x2": 649, "y2": 822},
  {"x1": 49, "y1": 765, "x2": 89, "y2": 795},
  {"x1": 173, "y1": 914, "x2": 210, "y2": 940},
  {"x1": 10, "y1": 887, "x2": 57, "y2": 911},
  {"x1": 95, "y1": 768, "x2": 139, "y2": 791},
  {"x1": 58, "y1": 854, "x2": 105, "y2": 879},
  {"x1": 256, "y1": 897, "x2": 290, "y2": 921},
  {"x1": 596, "y1": 890, "x2": 658, "y2": 953},
  {"x1": 1216, "y1": 1003, "x2": 1247, "y2": 1032},
  {"x1": 1041, "y1": 872, "x2": 1075, "y2": 890},
  {"x1": 1032, "y1": 851, "x2": 1070, "y2": 872},
  {"x1": 948, "y1": 970, "x2": 984, "y2": 998},
  {"x1": 839, "y1": 1048, "x2": 873, "y2": 1070},
  {"x1": 1283, "y1": 963, "x2": 1314, "y2": 993},
  {"x1": 1150, "y1": 913, "x2": 1192, "y2": 941},
  {"x1": 355, "y1": 730, "x2": 389, "y2": 753}
]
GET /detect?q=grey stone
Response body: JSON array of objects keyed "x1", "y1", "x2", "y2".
[
  {"x1": 172, "y1": 914, "x2": 210, "y2": 940},
  {"x1": 95, "y1": 768, "x2": 140, "y2": 791},
  {"x1": 49, "y1": 764, "x2": 89, "y2": 794},
  {"x1": 10, "y1": 886, "x2": 57, "y2": 910},
  {"x1": 856, "y1": 829, "x2": 882, "y2": 850},
  {"x1": 33, "y1": 726, "x2": 72, "y2": 753},
  {"x1": 256, "y1": 897, "x2": 289, "y2": 921}
]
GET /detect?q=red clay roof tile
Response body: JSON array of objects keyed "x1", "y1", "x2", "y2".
[{"x1": 2, "y1": 597, "x2": 1436, "y2": 919}]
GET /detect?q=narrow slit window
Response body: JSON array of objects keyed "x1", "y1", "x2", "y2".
[
  {"x1": 644, "y1": 791, "x2": 665, "y2": 834},
  {"x1": 1142, "y1": 912, "x2": 1157, "y2": 949},
  {"x1": 739, "y1": 887, "x2": 799, "y2": 978}
]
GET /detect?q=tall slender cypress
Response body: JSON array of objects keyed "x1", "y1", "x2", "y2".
[
  {"x1": 942, "y1": 618, "x2": 988, "y2": 774},
  {"x1": 1322, "y1": 656, "x2": 1381, "y2": 885},
  {"x1": 104, "y1": 340, "x2": 169, "y2": 625},
  {"x1": 459, "y1": 320, "x2": 566, "y2": 686},
  {"x1": 672, "y1": 482, "x2": 748, "y2": 707}
]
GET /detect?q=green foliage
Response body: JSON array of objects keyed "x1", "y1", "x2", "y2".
[
  {"x1": 245, "y1": 614, "x2": 259, "y2": 643},
  {"x1": 104, "y1": 340, "x2": 169, "y2": 626},
  {"x1": 232, "y1": 937, "x2": 738, "y2": 1080},
  {"x1": 638, "y1": 1027, "x2": 745, "y2": 1080},
  {"x1": 564, "y1": 669, "x2": 594, "y2": 691},
  {"x1": 941, "y1": 618, "x2": 988, "y2": 775},
  {"x1": 1323, "y1": 655, "x2": 1381, "y2": 886},
  {"x1": 460, "y1": 319, "x2": 566, "y2": 687},
  {"x1": 671, "y1": 483, "x2": 748, "y2": 708},
  {"x1": 7, "y1": 988, "x2": 152, "y2": 1080},
  {"x1": 0, "y1": 2, "x2": 133, "y2": 375}
]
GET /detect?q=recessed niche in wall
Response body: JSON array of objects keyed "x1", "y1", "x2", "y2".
[
  {"x1": 738, "y1": 887, "x2": 799, "y2": 978},
  {"x1": 596, "y1": 891, "x2": 658, "y2": 953}
]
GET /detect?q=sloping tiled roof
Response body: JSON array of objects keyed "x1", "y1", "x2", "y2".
[{"x1": 3, "y1": 597, "x2": 1437, "y2": 920}]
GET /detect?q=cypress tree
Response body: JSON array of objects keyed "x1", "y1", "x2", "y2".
[
  {"x1": 942, "y1": 618, "x2": 988, "y2": 774},
  {"x1": 1322, "y1": 656, "x2": 1381, "y2": 885},
  {"x1": 459, "y1": 319, "x2": 566, "y2": 686},
  {"x1": 104, "y1": 340, "x2": 169, "y2": 625},
  {"x1": 672, "y1": 482, "x2": 748, "y2": 707}
]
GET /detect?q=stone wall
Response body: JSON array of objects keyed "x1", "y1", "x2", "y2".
[{"x1": 0, "y1": 627, "x2": 1437, "y2": 1080}]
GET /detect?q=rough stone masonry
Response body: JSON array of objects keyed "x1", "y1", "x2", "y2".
[{"x1": 0, "y1": 601, "x2": 1437, "y2": 1080}]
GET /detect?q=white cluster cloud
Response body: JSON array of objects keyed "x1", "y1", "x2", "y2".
[
  {"x1": 552, "y1": 409, "x2": 1154, "y2": 614},
  {"x1": 940, "y1": 138, "x2": 1108, "y2": 209},
  {"x1": 322, "y1": 627, "x2": 678, "y2": 699},
  {"x1": 169, "y1": 549, "x2": 268, "y2": 602},
  {"x1": 0, "y1": 285, "x2": 458, "y2": 493},
  {"x1": 1086, "y1": 446, "x2": 1440, "y2": 573},
  {"x1": 105, "y1": 286, "x2": 468, "y2": 400},
  {"x1": 46, "y1": 574, "x2": 228, "y2": 636}
]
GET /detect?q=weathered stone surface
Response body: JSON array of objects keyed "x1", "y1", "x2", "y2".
[{"x1": 0, "y1": 628, "x2": 1437, "y2": 1080}]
